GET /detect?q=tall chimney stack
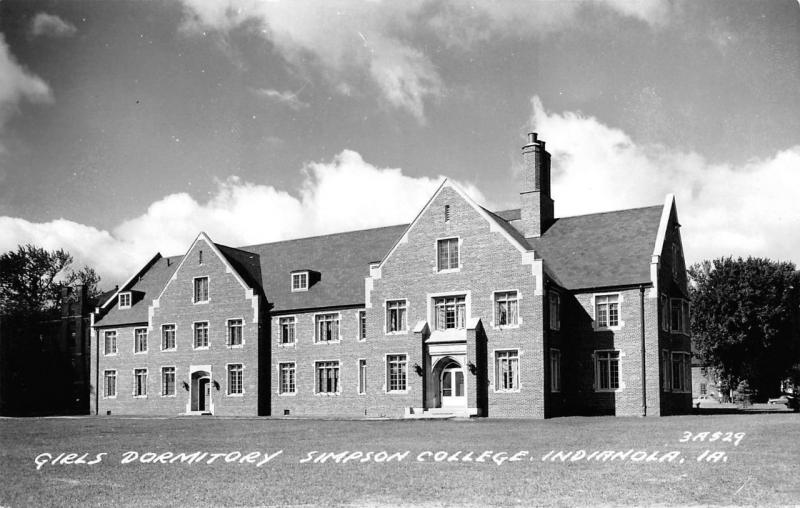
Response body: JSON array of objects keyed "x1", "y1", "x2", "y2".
[{"x1": 520, "y1": 132, "x2": 554, "y2": 237}]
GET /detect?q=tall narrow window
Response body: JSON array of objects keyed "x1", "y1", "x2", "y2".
[
  {"x1": 134, "y1": 368, "x2": 147, "y2": 397},
  {"x1": 495, "y1": 350, "x2": 519, "y2": 391},
  {"x1": 279, "y1": 317, "x2": 296, "y2": 344},
  {"x1": 199, "y1": 249, "x2": 203, "y2": 265},
  {"x1": 279, "y1": 363, "x2": 295, "y2": 394},
  {"x1": 227, "y1": 319, "x2": 243, "y2": 346},
  {"x1": 433, "y1": 295, "x2": 466, "y2": 330},
  {"x1": 386, "y1": 300, "x2": 407, "y2": 332},
  {"x1": 661, "y1": 350, "x2": 671, "y2": 390},
  {"x1": 495, "y1": 291, "x2": 519, "y2": 327},
  {"x1": 437, "y1": 238, "x2": 459, "y2": 271},
  {"x1": 162, "y1": 324, "x2": 176, "y2": 350},
  {"x1": 193, "y1": 277, "x2": 209, "y2": 303},
  {"x1": 104, "y1": 370, "x2": 117, "y2": 398},
  {"x1": 671, "y1": 299, "x2": 683, "y2": 332},
  {"x1": 315, "y1": 361, "x2": 340, "y2": 394},
  {"x1": 358, "y1": 359, "x2": 367, "y2": 394},
  {"x1": 134, "y1": 328, "x2": 147, "y2": 353},
  {"x1": 386, "y1": 355, "x2": 407, "y2": 392},
  {"x1": 228, "y1": 364, "x2": 243, "y2": 395},
  {"x1": 161, "y1": 367, "x2": 175, "y2": 396},
  {"x1": 315, "y1": 314, "x2": 340, "y2": 343},
  {"x1": 661, "y1": 294, "x2": 669, "y2": 331},
  {"x1": 193, "y1": 322, "x2": 209, "y2": 349},
  {"x1": 682, "y1": 301, "x2": 691, "y2": 335},
  {"x1": 549, "y1": 292, "x2": 560, "y2": 330},
  {"x1": 358, "y1": 311, "x2": 367, "y2": 341},
  {"x1": 672, "y1": 352, "x2": 691, "y2": 392},
  {"x1": 444, "y1": 204, "x2": 450, "y2": 222},
  {"x1": 595, "y1": 294, "x2": 619, "y2": 328},
  {"x1": 104, "y1": 330, "x2": 117, "y2": 355},
  {"x1": 595, "y1": 350, "x2": 620, "y2": 391},
  {"x1": 550, "y1": 349, "x2": 561, "y2": 392}
]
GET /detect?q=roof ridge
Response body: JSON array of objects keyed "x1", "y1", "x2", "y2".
[
  {"x1": 552, "y1": 204, "x2": 663, "y2": 221},
  {"x1": 235, "y1": 223, "x2": 408, "y2": 251}
]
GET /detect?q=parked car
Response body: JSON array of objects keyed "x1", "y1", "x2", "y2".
[
  {"x1": 767, "y1": 394, "x2": 799, "y2": 410},
  {"x1": 692, "y1": 394, "x2": 720, "y2": 407}
]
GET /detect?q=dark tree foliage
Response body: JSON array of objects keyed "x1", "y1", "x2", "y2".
[
  {"x1": 0, "y1": 244, "x2": 101, "y2": 318},
  {"x1": 689, "y1": 257, "x2": 800, "y2": 399}
]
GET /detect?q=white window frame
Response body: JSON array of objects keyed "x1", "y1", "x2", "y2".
[
  {"x1": 593, "y1": 293, "x2": 623, "y2": 330},
  {"x1": 493, "y1": 349, "x2": 520, "y2": 393},
  {"x1": 103, "y1": 329, "x2": 118, "y2": 356},
  {"x1": 226, "y1": 363, "x2": 244, "y2": 396},
  {"x1": 314, "y1": 312, "x2": 341, "y2": 344},
  {"x1": 161, "y1": 323, "x2": 176, "y2": 351},
  {"x1": 193, "y1": 276, "x2": 209, "y2": 304},
  {"x1": 103, "y1": 369, "x2": 117, "y2": 398},
  {"x1": 435, "y1": 237, "x2": 461, "y2": 273},
  {"x1": 493, "y1": 290, "x2": 520, "y2": 328},
  {"x1": 193, "y1": 321, "x2": 210, "y2": 350},
  {"x1": 161, "y1": 366, "x2": 176, "y2": 397},
  {"x1": 358, "y1": 358, "x2": 367, "y2": 395},
  {"x1": 432, "y1": 294, "x2": 468, "y2": 331},
  {"x1": 226, "y1": 318, "x2": 244, "y2": 348},
  {"x1": 118, "y1": 292, "x2": 132, "y2": 309},
  {"x1": 314, "y1": 360, "x2": 341, "y2": 395},
  {"x1": 385, "y1": 299, "x2": 408, "y2": 334},
  {"x1": 278, "y1": 362, "x2": 296, "y2": 396},
  {"x1": 278, "y1": 316, "x2": 296, "y2": 346},
  {"x1": 671, "y1": 352, "x2": 692, "y2": 393},
  {"x1": 385, "y1": 353, "x2": 408, "y2": 394},
  {"x1": 358, "y1": 310, "x2": 367, "y2": 341},
  {"x1": 550, "y1": 348, "x2": 561, "y2": 393},
  {"x1": 133, "y1": 368, "x2": 147, "y2": 398},
  {"x1": 291, "y1": 271, "x2": 309, "y2": 292},
  {"x1": 594, "y1": 349, "x2": 623, "y2": 392},
  {"x1": 133, "y1": 327, "x2": 147, "y2": 354},
  {"x1": 670, "y1": 298, "x2": 691, "y2": 335}
]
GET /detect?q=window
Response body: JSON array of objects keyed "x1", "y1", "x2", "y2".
[
  {"x1": 700, "y1": 383, "x2": 707, "y2": 395},
  {"x1": 437, "y1": 238, "x2": 459, "y2": 271},
  {"x1": 549, "y1": 292, "x2": 560, "y2": 330},
  {"x1": 134, "y1": 328, "x2": 147, "y2": 353},
  {"x1": 278, "y1": 363, "x2": 296, "y2": 395},
  {"x1": 661, "y1": 294, "x2": 669, "y2": 331},
  {"x1": 161, "y1": 367, "x2": 175, "y2": 396},
  {"x1": 193, "y1": 277, "x2": 209, "y2": 303},
  {"x1": 118, "y1": 292, "x2": 131, "y2": 309},
  {"x1": 444, "y1": 204, "x2": 450, "y2": 222},
  {"x1": 495, "y1": 350, "x2": 519, "y2": 391},
  {"x1": 550, "y1": 349, "x2": 561, "y2": 392},
  {"x1": 433, "y1": 295, "x2": 466, "y2": 330},
  {"x1": 227, "y1": 319, "x2": 243, "y2": 346},
  {"x1": 682, "y1": 300, "x2": 691, "y2": 335},
  {"x1": 358, "y1": 359, "x2": 367, "y2": 394},
  {"x1": 495, "y1": 291, "x2": 519, "y2": 327},
  {"x1": 386, "y1": 300, "x2": 407, "y2": 333},
  {"x1": 672, "y1": 352, "x2": 691, "y2": 392},
  {"x1": 595, "y1": 350, "x2": 620, "y2": 391},
  {"x1": 595, "y1": 294, "x2": 619, "y2": 328},
  {"x1": 104, "y1": 330, "x2": 117, "y2": 355},
  {"x1": 279, "y1": 317, "x2": 295, "y2": 344},
  {"x1": 134, "y1": 368, "x2": 147, "y2": 397},
  {"x1": 162, "y1": 324, "x2": 176, "y2": 350},
  {"x1": 315, "y1": 361, "x2": 340, "y2": 394},
  {"x1": 103, "y1": 370, "x2": 117, "y2": 398},
  {"x1": 198, "y1": 249, "x2": 203, "y2": 265},
  {"x1": 672, "y1": 242, "x2": 681, "y2": 280},
  {"x1": 315, "y1": 314, "x2": 340, "y2": 343},
  {"x1": 670, "y1": 298, "x2": 690, "y2": 334},
  {"x1": 386, "y1": 355, "x2": 407, "y2": 392},
  {"x1": 193, "y1": 322, "x2": 209, "y2": 349},
  {"x1": 291, "y1": 271, "x2": 308, "y2": 291},
  {"x1": 358, "y1": 311, "x2": 367, "y2": 341},
  {"x1": 228, "y1": 364, "x2": 243, "y2": 395},
  {"x1": 661, "y1": 350, "x2": 671, "y2": 390}
]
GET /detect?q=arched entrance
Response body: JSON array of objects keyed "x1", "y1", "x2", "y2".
[
  {"x1": 433, "y1": 358, "x2": 467, "y2": 409},
  {"x1": 188, "y1": 368, "x2": 213, "y2": 414}
]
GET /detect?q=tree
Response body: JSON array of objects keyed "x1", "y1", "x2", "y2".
[
  {"x1": 0, "y1": 244, "x2": 101, "y2": 318},
  {"x1": 689, "y1": 257, "x2": 800, "y2": 400}
]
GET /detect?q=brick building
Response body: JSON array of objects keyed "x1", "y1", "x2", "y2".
[{"x1": 90, "y1": 133, "x2": 692, "y2": 418}]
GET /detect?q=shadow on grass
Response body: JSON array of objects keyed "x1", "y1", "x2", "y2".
[{"x1": 692, "y1": 406, "x2": 799, "y2": 416}]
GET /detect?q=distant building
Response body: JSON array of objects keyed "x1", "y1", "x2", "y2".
[{"x1": 90, "y1": 133, "x2": 692, "y2": 418}]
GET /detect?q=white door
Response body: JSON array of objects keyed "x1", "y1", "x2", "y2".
[{"x1": 440, "y1": 363, "x2": 466, "y2": 407}]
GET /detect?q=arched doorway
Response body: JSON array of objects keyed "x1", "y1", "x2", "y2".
[
  {"x1": 436, "y1": 359, "x2": 467, "y2": 409},
  {"x1": 190, "y1": 369, "x2": 212, "y2": 414}
]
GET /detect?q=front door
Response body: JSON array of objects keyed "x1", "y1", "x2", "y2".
[
  {"x1": 198, "y1": 377, "x2": 210, "y2": 412},
  {"x1": 440, "y1": 362, "x2": 466, "y2": 407}
]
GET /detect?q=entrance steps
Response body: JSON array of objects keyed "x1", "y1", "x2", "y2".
[{"x1": 404, "y1": 407, "x2": 472, "y2": 419}]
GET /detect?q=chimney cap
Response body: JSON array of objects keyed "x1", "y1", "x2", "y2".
[{"x1": 527, "y1": 132, "x2": 538, "y2": 143}]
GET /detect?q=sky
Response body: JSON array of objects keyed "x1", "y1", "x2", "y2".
[{"x1": 0, "y1": 0, "x2": 798, "y2": 287}]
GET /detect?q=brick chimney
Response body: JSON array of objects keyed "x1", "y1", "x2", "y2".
[{"x1": 520, "y1": 132, "x2": 554, "y2": 237}]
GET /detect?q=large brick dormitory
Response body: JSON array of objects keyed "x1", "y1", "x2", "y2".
[{"x1": 90, "y1": 133, "x2": 692, "y2": 418}]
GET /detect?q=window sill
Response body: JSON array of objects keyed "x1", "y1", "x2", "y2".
[
  {"x1": 133, "y1": 395, "x2": 147, "y2": 399},
  {"x1": 493, "y1": 324, "x2": 520, "y2": 330},
  {"x1": 594, "y1": 325, "x2": 623, "y2": 332},
  {"x1": 278, "y1": 392, "x2": 297, "y2": 397},
  {"x1": 104, "y1": 353, "x2": 118, "y2": 356},
  {"x1": 102, "y1": 396, "x2": 117, "y2": 399},
  {"x1": 290, "y1": 288, "x2": 308, "y2": 292},
  {"x1": 277, "y1": 343, "x2": 296, "y2": 348},
  {"x1": 595, "y1": 388, "x2": 624, "y2": 393},
  {"x1": 134, "y1": 351, "x2": 147, "y2": 355},
  {"x1": 386, "y1": 330, "x2": 408, "y2": 336},
  {"x1": 226, "y1": 344, "x2": 244, "y2": 349},
  {"x1": 386, "y1": 389, "x2": 409, "y2": 395},
  {"x1": 160, "y1": 394, "x2": 177, "y2": 398},
  {"x1": 193, "y1": 346, "x2": 210, "y2": 351},
  {"x1": 314, "y1": 392, "x2": 341, "y2": 397},
  {"x1": 314, "y1": 340, "x2": 341, "y2": 345},
  {"x1": 193, "y1": 300, "x2": 210, "y2": 305},
  {"x1": 226, "y1": 393, "x2": 244, "y2": 397},
  {"x1": 493, "y1": 388, "x2": 521, "y2": 394},
  {"x1": 436, "y1": 268, "x2": 461, "y2": 274},
  {"x1": 161, "y1": 348, "x2": 177, "y2": 352}
]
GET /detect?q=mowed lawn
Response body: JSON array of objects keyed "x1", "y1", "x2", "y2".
[{"x1": 1, "y1": 412, "x2": 799, "y2": 507}]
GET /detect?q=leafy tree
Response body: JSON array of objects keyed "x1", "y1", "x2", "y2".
[{"x1": 689, "y1": 257, "x2": 800, "y2": 399}]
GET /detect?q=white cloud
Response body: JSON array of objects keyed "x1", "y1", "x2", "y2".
[
  {"x1": 178, "y1": 0, "x2": 672, "y2": 121},
  {"x1": 251, "y1": 88, "x2": 308, "y2": 110},
  {"x1": 529, "y1": 96, "x2": 800, "y2": 267},
  {"x1": 0, "y1": 34, "x2": 52, "y2": 127},
  {"x1": 0, "y1": 151, "x2": 484, "y2": 285},
  {"x1": 30, "y1": 13, "x2": 78, "y2": 38}
]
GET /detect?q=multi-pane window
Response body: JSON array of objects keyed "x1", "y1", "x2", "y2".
[
  {"x1": 358, "y1": 359, "x2": 367, "y2": 394},
  {"x1": 291, "y1": 272, "x2": 308, "y2": 291},
  {"x1": 433, "y1": 295, "x2": 466, "y2": 330},
  {"x1": 437, "y1": 238, "x2": 459, "y2": 271},
  {"x1": 670, "y1": 299, "x2": 691, "y2": 334},
  {"x1": 495, "y1": 350, "x2": 519, "y2": 391},
  {"x1": 193, "y1": 322, "x2": 209, "y2": 348},
  {"x1": 228, "y1": 364, "x2": 243, "y2": 395},
  {"x1": 661, "y1": 350, "x2": 671, "y2": 390},
  {"x1": 118, "y1": 292, "x2": 131, "y2": 308},
  {"x1": 386, "y1": 300, "x2": 407, "y2": 332},
  {"x1": 104, "y1": 370, "x2": 117, "y2": 398},
  {"x1": 134, "y1": 368, "x2": 147, "y2": 397},
  {"x1": 358, "y1": 311, "x2": 367, "y2": 341},
  {"x1": 315, "y1": 314, "x2": 340, "y2": 343},
  {"x1": 315, "y1": 361, "x2": 340, "y2": 394},
  {"x1": 161, "y1": 367, "x2": 175, "y2": 396},
  {"x1": 279, "y1": 317, "x2": 296, "y2": 344},
  {"x1": 162, "y1": 324, "x2": 176, "y2": 350},
  {"x1": 700, "y1": 383, "x2": 707, "y2": 395},
  {"x1": 661, "y1": 294, "x2": 669, "y2": 331},
  {"x1": 104, "y1": 330, "x2": 117, "y2": 355},
  {"x1": 227, "y1": 319, "x2": 243, "y2": 346},
  {"x1": 550, "y1": 349, "x2": 561, "y2": 392},
  {"x1": 386, "y1": 355, "x2": 407, "y2": 392},
  {"x1": 595, "y1": 350, "x2": 620, "y2": 391},
  {"x1": 495, "y1": 291, "x2": 519, "y2": 327},
  {"x1": 194, "y1": 277, "x2": 209, "y2": 303},
  {"x1": 595, "y1": 294, "x2": 619, "y2": 328},
  {"x1": 672, "y1": 352, "x2": 691, "y2": 392},
  {"x1": 134, "y1": 328, "x2": 147, "y2": 353},
  {"x1": 279, "y1": 363, "x2": 295, "y2": 394},
  {"x1": 682, "y1": 301, "x2": 690, "y2": 334},
  {"x1": 549, "y1": 292, "x2": 560, "y2": 330}
]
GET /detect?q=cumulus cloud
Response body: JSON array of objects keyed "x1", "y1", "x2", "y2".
[
  {"x1": 251, "y1": 88, "x2": 308, "y2": 110},
  {"x1": 178, "y1": 0, "x2": 671, "y2": 121},
  {"x1": 529, "y1": 97, "x2": 800, "y2": 266},
  {"x1": 0, "y1": 151, "x2": 484, "y2": 285},
  {"x1": 30, "y1": 13, "x2": 78, "y2": 38},
  {"x1": 0, "y1": 34, "x2": 52, "y2": 127}
]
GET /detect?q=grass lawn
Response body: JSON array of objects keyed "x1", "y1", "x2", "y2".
[{"x1": 1, "y1": 412, "x2": 799, "y2": 507}]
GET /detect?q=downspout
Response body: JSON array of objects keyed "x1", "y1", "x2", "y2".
[{"x1": 639, "y1": 285, "x2": 647, "y2": 417}]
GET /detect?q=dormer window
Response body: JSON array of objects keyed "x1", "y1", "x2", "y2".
[
  {"x1": 291, "y1": 271, "x2": 309, "y2": 292},
  {"x1": 118, "y1": 292, "x2": 132, "y2": 309}
]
